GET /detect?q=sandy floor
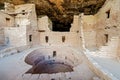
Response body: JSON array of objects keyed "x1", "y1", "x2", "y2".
[
  {"x1": 0, "y1": 46, "x2": 98, "y2": 80},
  {"x1": 0, "y1": 47, "x2": 38, "y2": 80}
]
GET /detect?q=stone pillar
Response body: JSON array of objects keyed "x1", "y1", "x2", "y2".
[{"x1": 80, "y1": 13, "x2": 86, "y2": 50}]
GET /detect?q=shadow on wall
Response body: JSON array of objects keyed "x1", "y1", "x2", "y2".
[{"x1": 52, "y1": 20, "x2": 72, "y2": 32}]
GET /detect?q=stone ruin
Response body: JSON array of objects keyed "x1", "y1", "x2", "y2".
[{"x1": 0, "y1": 0, "x2": 120, "y2": 80}]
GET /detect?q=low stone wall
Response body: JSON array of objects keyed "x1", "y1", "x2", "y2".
[
  {"x1": 84, "y1": 50, "x2": 118, "y2": 80},
  {"x1": 0, "y1": 45, "x2": 30, "y2": 58},
  {"x1": 0, "y1": 46, "x2": 17, "y2": 58},
  {"x1": 39, "y1": 32, "x2": 82, "y2": 49}
]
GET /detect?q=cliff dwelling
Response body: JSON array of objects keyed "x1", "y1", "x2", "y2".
[{"x1": 0, "y1": 0, "x2": 120, "y2": 80}]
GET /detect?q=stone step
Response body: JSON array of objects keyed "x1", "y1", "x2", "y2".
[
  {"x1": 29, "y1": 74, "x2": 39, "y2": 80},
  {"x1": 69, "y1": 72, "x2": 82, "y2": 80},
  {"x1": 22, "y1": 74, "x2": 32, "y2": 80},
  {"x1": 0, "y1": 49, "x2": 17, "y2": 58},
  {"x1": 16, "y1": 75, "x2": 23, "y2": 80},
  {"x1": 38, "y1": 74, "x2": 50, "y2": 80}
]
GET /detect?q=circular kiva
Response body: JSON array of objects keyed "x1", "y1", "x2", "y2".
[{"x1": 25, "y1": 47, "x2": 82, "y2": 74}]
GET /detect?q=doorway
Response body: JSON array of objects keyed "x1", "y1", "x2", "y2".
[
  {"x1": 45, "y1": 36, "x2": 49, "y2": 43},
  {"x1": 104, "y1": 34, "x2": 108, "y2": 43},
  {"x1": 62, "y1": 36, "x2": 65, "y2": 43}
]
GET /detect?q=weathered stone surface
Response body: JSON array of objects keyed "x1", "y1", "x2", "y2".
[{"x1": 0, "y1": 0, "x2": 106, "y2": 31}]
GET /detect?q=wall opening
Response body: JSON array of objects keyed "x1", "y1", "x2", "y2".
[
  {"x1": 0, "y1": 3, "x2": 4, "y2": 10},
  {"x1": 29, "y1": 35, "x2": 32, "y2": 42},
  {"x1": 106, "y1": 10, "x2": 110, "y2": 18},
  {"x1": 17, "y1": 24, "x2": 19, "y2": 27},
  {"x1": 45, "y1": 36, "x2": 49, "y2": 43},
  {"x1": 6, "y1": 18, "x2": 10, "y2": 27},
  {"x1": 5, "y1": 37, "x2": 9, "y2": 44},
  {"x1": 6, "y1": 18, "x2": 10, "y2": 21},
  {"x1": 104, "y1": 34, "x2": 108, "y2": 43},
  {"x1": 53, "y1": 51, "x2": 56, "y2": 57},
  {"x1": 62, "y1": 36, "x2": 65, "y2": 43},
  {"x1": 22, "y1": 10, "x2": 25, "y2": 15}
]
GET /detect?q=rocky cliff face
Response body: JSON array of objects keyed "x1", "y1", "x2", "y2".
[{"x1": 0, "y1": 0, "x2": 105, "y2": 31}]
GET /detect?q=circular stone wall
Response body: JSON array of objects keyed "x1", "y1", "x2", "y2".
[{"x1": 25, "y1": 47, "x2": 82, "y2": 74}]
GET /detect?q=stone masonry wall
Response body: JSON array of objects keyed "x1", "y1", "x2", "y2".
[{"x1": 0, "y1": 11, "x2": 14, "y2": 27}]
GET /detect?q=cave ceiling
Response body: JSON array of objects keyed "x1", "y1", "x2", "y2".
[{"x1": 0, "y1": 0, "x2": 106, "y2": 31}]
